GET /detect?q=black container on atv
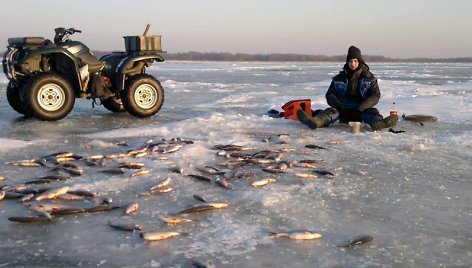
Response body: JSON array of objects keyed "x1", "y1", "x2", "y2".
[{"x1": 2, "y1": 25, "x2": 165, "y2": 121}]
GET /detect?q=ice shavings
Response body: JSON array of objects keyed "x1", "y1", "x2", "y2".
[{"x1": 0, "y1": 138, "x2": 38, "y2": 152}]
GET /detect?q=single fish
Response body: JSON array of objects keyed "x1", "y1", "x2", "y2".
[
  {"x1": 176, "y1": 202, "x2": 228, "y2": 214},
  {"x1": 197, "y1": 166, "x2": 226, "y2": 175},
  {"x1": 252, "y1": 150, "x2": 279, "y2": 157},
  {"x1": 84, "y1": 159, "x2": 100, "y2": 166},
  {"x1": 24, "y1": 179, "x2": 52, "y2": 185},
  {"x1": 134, "y1": 151, "x2": 150, "y2": 158},
  {"x1": 389, "y1": 128, "x2": 406, "y2": 134},
  {"x1": 190, "y1": 260, "x2": 215, "y2": 268},
  {"x1": 262, "y1": 168, "x2": 287, "y2": 174},
  {"x1": 215, "y1": 179, "x2": 232, "y2": 189},
  {"x1": 119, "y1": 162, "x2": 145, "y2": 169},
  {"x1": 159, "y1": 216, "x2": 193, "y2": 225},
  {"x1": 229, "y1": 152, "x2": 251, "y2": 159},
  {"x1": 337, "y1": 235, "x2": 374, "y2": 248},
  {"x1": 37, "y1": 158, "x2": 55, "y2": 166},
  {"x1": 108, "y1": 221, "x2": 142, "y2": 231},
  {"x1": 27, "y1": 203, "x2": 72, "y2": 212},
  {"x1": 43, "y1": 151, "x2": 74, "y2": 158},
  {"x1": 245, "y1": 158, "x2": 274, "y2": 165},
  {"x1": 0, "y1": 190, "x2": 6, "y2": 200},
  {"x1": 38, "y1": 174, "x2": 71, "y2": 181},
  {"x1": 251, "y1": 178, "x2": 277, "y2": 188},
  {"x1": 326, "y1": 140, "x2": 344, "y2": 145},
  {"x1": 212, "y1": 144, "x2": 252, "y2": 151},
  {"x1": 58, "y1": 193, "x2": 85, "y2": 201},
  {"x1": 116, "y1": 141, "x2": 129, "y2": 146},
  {"x1": 159, "y1": 144, "x2": 183, "y2": 154},
  {"x1": 4, "y1": 191, "x2": 24, "y2": 199},
  {"x1": 126, "y1": 147, "x2": 148, "y2": 156},
  {"x1": 269, "y1": 230, "x2": 322, "y2": 240},
  {"x1": 59, "y1": 161, "x2": 78, "y2": 167},
  {"x1": 86, "y1": 154, "x2": 105, "y2": 160},
  {"x1": 294, "y1": 173, "x2": 318, "y2": 179},
  {"x1": 169, "y1": 167, "x2": 184, "y2": 174},
  {"x1": 102, "y1": 197, "x2": 113, "y2": 204},
  {"x1": 7, "y1": 161, "x2": 41, "y2": 167},
  {"x1": 296, "y1": 163, "x2": 317, "y2": 169},
  {"x1": 15, "y1": 188, "x2": 37, "y2": 195},
  {"x1": 0, "y1": 176, "x2": 5, "y2": 181},
  {"x1": 106, "y1": 152, "x2": 130, "y2": 159},
  {"x1": 193, "y1": 194, "x2": 207, "y2": 202},
  {"x1": 35, "y1": 186, "x2": 70, "y2": 201},
  {"x1": 37, "y1": 211, "x2": 52, "y2": 219},
  {"x1": 264, "y1": 153, "x2": 284, "y2": 162},
  {"x1": 8, "y1": 216, "x2": 52, "y2": 223},
  {"x1": 11, "y1": 185, "x2": 28, "y2": 192},
  {"x1": 123, "y1": 202, "x2": 139, "y2": 215},
  {"x1": 55, "y1": 156, "x2": 78, "y2": 163},
  {"x1": 149, "y1": 177, "x2": 172, "y2": 191},
  {"x1": 99, "y1": 168, "x2": 125, "y2": 174},
  {"x1": 57, "y1": 166, "x2": 84, "y2": 176},
  {"x1": 313, "y1": 170, "x2": 335, "y2": 179},
  {"x1": 274, "y1": 162, "x2": 290, "y2": 170},
  {"x1": 130, "y1": 168, "x2": 150, "y2": 177},
  {"x1": 217, "y1": 160, "x2": 247, "y2": 168},
  {"x1": 299, "y1": 159, "x2": 323, "y2": 164},
  {"x1": 85, "y1": 204, "x2": 120, "y2": 213},
  {"x1": 305, "y1": 144, "x2": 326, "y2": 150},
  {"x1": 187, "y1": 174, "x2": 212, "y2": 182},
  {"x1": 155, "y1": 187, "x2": 173, "y2": 193},
  {"x1": 67, "y1": 189, "x2": 95, "y2": 198},
  {"x1": 277, "y1": 147, "x2": 296, "y2": 152},
  {"x1": 50, "y1": 207, "x2": 86, "y2": 215},
  {"x1": 19, "y1": 193, "x2": 35, "y2": 202},
  {"x1": 402, "y1": 114, "x2": 438, "y2": 123},
  {"x1": 140, "y1": 231, "x2": 184, "y2": 241}
]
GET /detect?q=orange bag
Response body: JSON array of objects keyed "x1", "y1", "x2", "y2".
[{"x1": 281, "y1": 99, "x2": 312, "y2": 120}]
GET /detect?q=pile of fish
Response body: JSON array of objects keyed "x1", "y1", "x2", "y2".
[{"x1": 1, "y1": 135, "x2": 373, "y2": 265}]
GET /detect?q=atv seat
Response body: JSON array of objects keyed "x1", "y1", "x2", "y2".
[
  {"x1": 78, "y1": 52, "x2": 105, "y2": 73},
  {"x1": 8, "y1": 37, "x2": 46, "y2": 47}
]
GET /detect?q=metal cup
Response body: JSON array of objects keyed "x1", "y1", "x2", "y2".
[{"x1": 350, "y1": 122, "x2": 361, "y2": 133}]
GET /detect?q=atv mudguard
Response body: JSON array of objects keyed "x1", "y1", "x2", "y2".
[
  {"x1": 114, "y1": 53, "x2": 164, "y2": 92},
  {"x1": 26, "y1": 48, "x2": 83, "y2": 91}
]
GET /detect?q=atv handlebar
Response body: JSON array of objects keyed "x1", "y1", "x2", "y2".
[{"x1": 54, "y1": 27, "x2": 82, "y2": 44}]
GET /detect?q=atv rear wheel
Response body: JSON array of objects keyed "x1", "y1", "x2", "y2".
[
  {"x1": 6, "y1": 82, "x2": 29, "y2": 115},
  {"x1": 102, "y1": 96, "x2": 125, "y2": 112},
  {"x1": 121, "y1": 74, "x2": 164, "y2": 118},
  {"x1": 21, "y1": 73, "x2": 75, "y2": 121}
]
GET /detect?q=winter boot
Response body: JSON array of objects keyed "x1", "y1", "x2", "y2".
[
  {"x1": 297, "y1": 110, "x2": 331, "y2": 129},
  {"x1": 370, "y1": 115, "x2": 399, "y2": 131}
]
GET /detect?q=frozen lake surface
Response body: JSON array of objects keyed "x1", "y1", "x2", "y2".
[{"x1": 0, "y1": 61, "x2": 471, "y2": 267}]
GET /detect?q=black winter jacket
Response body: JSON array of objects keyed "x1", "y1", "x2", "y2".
[{"x1": 325, "y1": 64, "x2": 380, "y2": 112}]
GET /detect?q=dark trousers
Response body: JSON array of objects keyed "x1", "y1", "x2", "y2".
[{"x1": 312, "y1": 107, "x2": 383, "y2": 127}]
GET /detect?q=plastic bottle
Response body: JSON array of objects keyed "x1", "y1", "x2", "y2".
[{"x1": 390, "y1": 102, "x2": 398, "y2": 116}]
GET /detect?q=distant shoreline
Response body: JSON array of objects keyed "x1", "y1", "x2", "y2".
[{"x1": 93, "y1": 51, "x2": 472, "y2": 63}]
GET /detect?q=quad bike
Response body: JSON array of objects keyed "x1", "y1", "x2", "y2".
[{"x1": 2, "y1": 25, "x2": 165, "y2": 120}]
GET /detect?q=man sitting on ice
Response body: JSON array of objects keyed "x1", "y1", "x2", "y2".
[{"x1": 297, "y1": 45, "x2": 398, "y2": 131}]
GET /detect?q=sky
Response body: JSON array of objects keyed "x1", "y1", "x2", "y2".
[{"x1": 1, "y1": 0, "x2": 471, "y2": 58}]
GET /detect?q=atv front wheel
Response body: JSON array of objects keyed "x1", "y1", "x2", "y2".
[
  {"x1": 102, "y1": 96, "x2": 125, "y2": 113},
  {"x1": 6, "y1": 82, "x2": 29, "y2": 115},
  {"x1": 121, "y1": 74, "x2": 164, "y2": 118},
  {"x1": 21, "y1": 73, "x2": 75, "y2": 121}
]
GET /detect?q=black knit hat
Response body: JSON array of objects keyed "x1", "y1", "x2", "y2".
[{"x1": 346, "y1": 46, "x2": 363, "y2": 62}]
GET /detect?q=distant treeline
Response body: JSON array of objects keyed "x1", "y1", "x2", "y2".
[{"x1": 94, "y1": 51, "x2": 472, "y2": 63}]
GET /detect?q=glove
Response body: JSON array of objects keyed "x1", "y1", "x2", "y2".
[{"x1": 335, "y1": 105, "x2": 344, "y2": 114}]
